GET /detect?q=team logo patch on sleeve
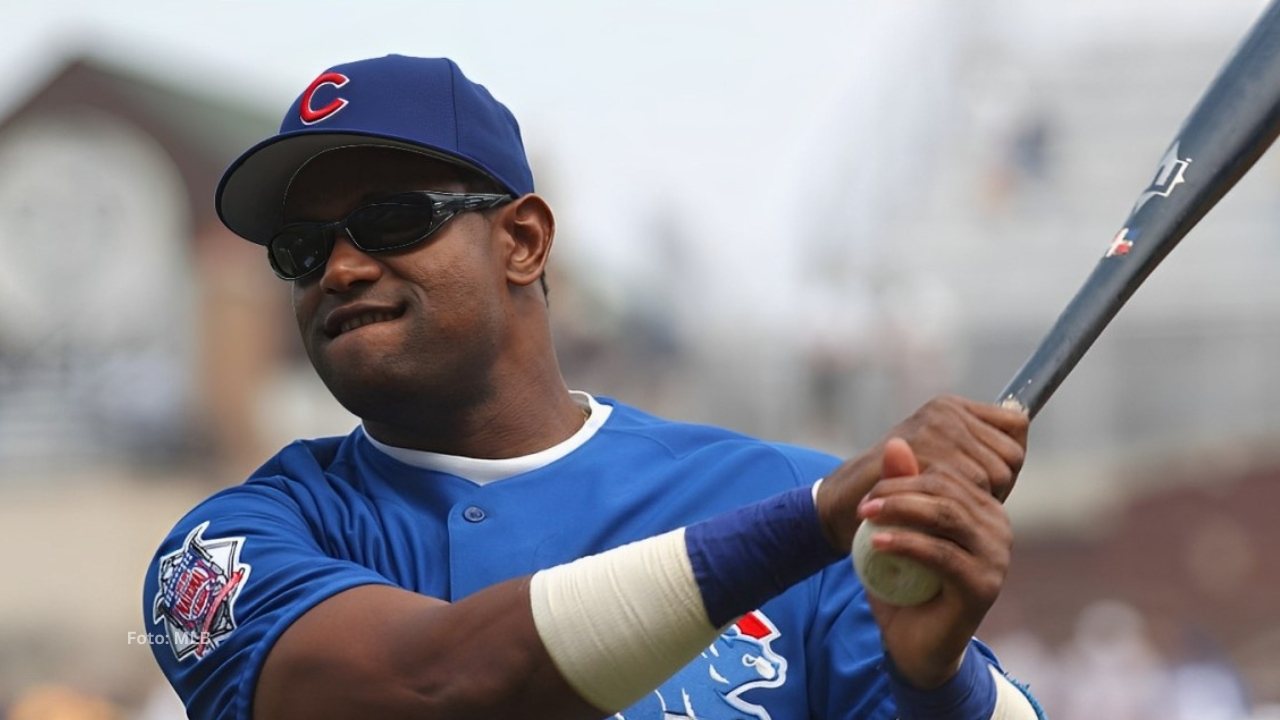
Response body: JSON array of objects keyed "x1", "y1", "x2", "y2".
[{"x1": 152, "y1": 522, "x2": 252, "y2": 662}]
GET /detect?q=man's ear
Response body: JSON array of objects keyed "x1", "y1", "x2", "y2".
[{"x1": 499, "y1": 194, "x2": 556, "y2": 288}]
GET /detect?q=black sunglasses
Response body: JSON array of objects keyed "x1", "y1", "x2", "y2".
[{"x1": 268, "y1": 191, "x2": 513, "y2": 280}]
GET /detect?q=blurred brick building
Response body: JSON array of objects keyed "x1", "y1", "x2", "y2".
[
  {"x1": 0, "y1": 55, "x2": 295, "y2": 480},
  {"x1": 0, "y1": 54, "x2": 292, "y2": 709},
  {"x1": 987, "y1": 443, "x2": 1280, "y2": 705}
]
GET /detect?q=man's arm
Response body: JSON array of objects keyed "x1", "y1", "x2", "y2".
[
  {"x1": 252, "y1": 396, "x2": 1032, "y2": 720},
  {"x1": 254, "y1": 581, "x2": 599, "y2": 720},
  {"x1": 255, "y1": 487, "x2": 838, "y2": 719}
]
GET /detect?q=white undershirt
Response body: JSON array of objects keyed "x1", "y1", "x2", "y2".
[{"x1": 360, "y1": 391, "x2": 613, "y2": 485}]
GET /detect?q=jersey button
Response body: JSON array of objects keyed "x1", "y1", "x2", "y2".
[{"x1": 463, "y1": 505, "x2": 487, "y2": 523}]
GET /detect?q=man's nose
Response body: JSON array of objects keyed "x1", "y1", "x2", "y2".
[{"x1": 319, "y1": 234, "x2": 382, "y2": 293}]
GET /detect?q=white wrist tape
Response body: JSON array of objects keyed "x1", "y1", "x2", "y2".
[
  {"x1": 990, "y1": 667, "x2": 1042, "y2": 720},
  {"x1": 529, "y1": 528, "x2": 720, "y2": 713}
]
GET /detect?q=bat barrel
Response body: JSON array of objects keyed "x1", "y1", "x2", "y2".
[{"x1": 998, "y1": 0, "x2": 1280, "y2": 418}]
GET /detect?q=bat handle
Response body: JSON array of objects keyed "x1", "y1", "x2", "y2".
[
  {"x1": 996, "y1": 278, "x2": 1122, "y2": 420},
  {"x1": 995, "y1": 343, "x2": 1075, "y2": 420},
  {"x1": 996, "y1": 348, "x2": 1067, "y2": 421}
]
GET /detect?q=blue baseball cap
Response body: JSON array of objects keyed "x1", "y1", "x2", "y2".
[{"x1": 216, "y1": 54, "x2": 534, "y2": 244}]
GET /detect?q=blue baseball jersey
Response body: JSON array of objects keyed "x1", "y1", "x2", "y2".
[{"x1": 143, "y1": 396, "x2": 980, "y2": 720}]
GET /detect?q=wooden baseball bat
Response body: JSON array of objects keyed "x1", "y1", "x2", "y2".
[
  {"x1": 856, "y1": 0, "x2": 1280, "y2": 607},
  {"x1": 999, "y1": 0, "x2": 1280, "y2": 416}
]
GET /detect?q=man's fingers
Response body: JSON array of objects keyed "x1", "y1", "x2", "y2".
[
  {"x1": 958, "y1": 415, "x2": 1023, "y2": 500},
  {"x1": 861, "y1": 491, "x2": 981, "y2": 551},
  {"x1": 963, "y1": 415, "x2": 1026, "y2": 472},
  {"x1": 903, "y1": 397, "x2": 1026, "y2": 501},
  {"x1": 861, "y1": 477, "x2": 1008, "y2": 538},
  {"x1": 830, "y1": 394, "x2": 1029, "y2": 553},
  {"x1": 864, "y1": 470, "x2": 975, "y2": 504},
  {"x1": 860, "y1": 470, "x2": 1012, "y2": 603},
  {"x1": 860, "y1": 470, "x2": 1005, "y2": 536},
  {"x1": 957, "y1": 397, "x2": 1030, "y2": 440},
  {"x1": 933, "y1": 454, "x2": 994, "y2": 495},
  {"x1": 867, "y1": 527, "x2": 1007, "y2": 605},
  {"x1": 962, "y1": 412, "x2": 1029, "y2": 468},
  {"x1": 881, "y1": 437, "x2": 920, "y2": 479}
]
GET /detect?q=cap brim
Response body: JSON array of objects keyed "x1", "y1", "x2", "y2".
[{"x1": 216, "y1": 131, "x2": 502, "y2": 244}]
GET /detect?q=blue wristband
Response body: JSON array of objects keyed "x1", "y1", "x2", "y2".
[
  {"x1": 886, "y1": 646, "x2": 997, "y2": 720},
  {"x1": 684, "y1": 485, "x2": 844, "y2": 627}
]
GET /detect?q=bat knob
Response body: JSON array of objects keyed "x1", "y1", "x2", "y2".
[
  {"x1": 998, "y1": 396, "x2": 1028, "y2": 414},
  {"x1": 851, "y1": 521, "x2": 942, "y2": 606}
]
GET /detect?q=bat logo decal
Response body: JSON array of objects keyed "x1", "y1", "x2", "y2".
[
  {"x1": 1105, "y1": 227, "x2": 1135, "y2": 258},
  {"x1": 1131, "y1": 141, "x2": 1192, "y2": 215}
]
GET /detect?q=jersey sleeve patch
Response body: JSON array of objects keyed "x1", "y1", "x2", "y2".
[{"x1": 152, "y1": 521, "x2": 252, "y2": 662}]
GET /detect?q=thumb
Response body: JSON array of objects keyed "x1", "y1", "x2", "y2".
[{"x1": 881, "y1": 437, "x2": 920, "y2": 479}]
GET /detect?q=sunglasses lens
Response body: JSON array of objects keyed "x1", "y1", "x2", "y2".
[
  {"x1": 347, "y1": 203, "x2": 438, "y2": 250},
  {"x1": 269, "y1": 230, "x2": 327, "y2": 279}
]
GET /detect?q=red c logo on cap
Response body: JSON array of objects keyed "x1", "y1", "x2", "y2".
[{"x1": 299, "y1": 72, "x2": 350, "y2": 125}]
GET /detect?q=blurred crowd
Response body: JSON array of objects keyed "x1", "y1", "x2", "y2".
[{"x1": 993, "y1": 600, "x2": 1275, "y2": 720}]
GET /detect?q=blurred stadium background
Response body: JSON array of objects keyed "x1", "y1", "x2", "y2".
[{"x1": 1, "y1": 1, "x2": 1279, "y2": 717}]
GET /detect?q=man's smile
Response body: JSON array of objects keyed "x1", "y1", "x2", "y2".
[{"x1": 323, "y1": 303, "x2": 407, "y2": 339}]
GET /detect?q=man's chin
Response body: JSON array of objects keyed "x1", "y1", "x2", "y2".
[
  {"x1": 325, "y1": 379, "x2": 410, "y2": 423},
  {"x1": 315, "y1": 362, "x2": 413, "y2": 413}
]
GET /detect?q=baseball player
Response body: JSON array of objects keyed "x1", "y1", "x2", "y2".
[{"x1": 144, "y1": 55, "x2": 1045, "y2": 720}]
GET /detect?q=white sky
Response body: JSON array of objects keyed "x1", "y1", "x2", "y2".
[
  {"x1": 1, "y1": 0, "x2": 904, "y2": 327},
  {"x1": 0, "y1": 0, "x2": 1268, "y2": 330}
]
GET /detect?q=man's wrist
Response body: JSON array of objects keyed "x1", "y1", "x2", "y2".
[
  {"x1": 886, "y1": 646, "x2": 996, "y2": 720},
  {"x1": 530, "y1": 484, "x2": 846, "y2": 712},
  {"x1": 686, "y1": 484, "x2": 845, "y2": 626},
  {"x1": 890, "y1": 650, "x2": 967, "y2": 691}
]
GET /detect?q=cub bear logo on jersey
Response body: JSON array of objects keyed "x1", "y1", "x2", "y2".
[
  {"x1": 616, "y1": 610, "x2": 787, "y2": 720},
  {"x1": 152, "y1": 522, "x2": 252, "y2": 661}
]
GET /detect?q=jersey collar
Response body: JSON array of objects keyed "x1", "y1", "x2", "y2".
[{"x1": 360, "y1": 391, "x2": 613, "y2": 485}]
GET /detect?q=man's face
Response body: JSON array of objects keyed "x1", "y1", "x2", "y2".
[{"x1": 282, "y1": 147, "x2": 510, "y2": 420}]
